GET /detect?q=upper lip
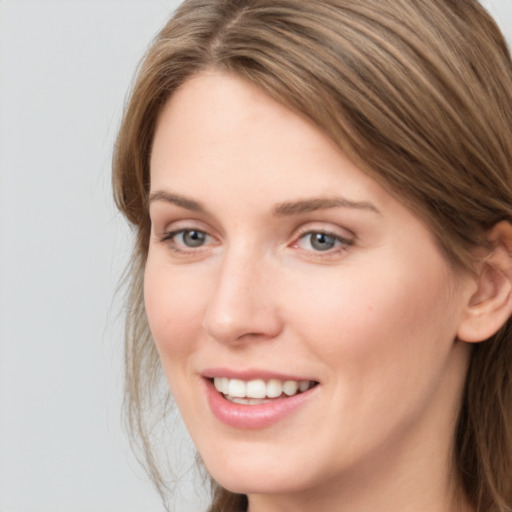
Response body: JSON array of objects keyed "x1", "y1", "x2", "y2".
[{"x1": 201, "y1": 367, "x2": 318, "y2": 383}]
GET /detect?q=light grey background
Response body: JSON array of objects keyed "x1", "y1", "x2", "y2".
[
  {"x1": 0, "y1": 1, "x2": 199, "y2": 511},
  {"x1": 0, "y1": 1, "x2": 510, "y2": 511}
]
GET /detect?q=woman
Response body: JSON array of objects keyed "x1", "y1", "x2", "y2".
[{"x1": 112, "y1": 1, "x2": 512, "y2": 511}]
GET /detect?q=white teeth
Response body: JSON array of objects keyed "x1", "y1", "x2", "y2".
[
  {"x1": 213, "y1": 377, "x2": 315, "y2": 400},
  {"x1": 266, "y1": 379, "x2": 283, "y2": 398},
  {"x1": 228, "y1": 396, "x2": 271, "y2": 405},
  {"x1": 283, "y1": 380, "x2": 299, "y2": 396},
  {"x1": 214, "y1": 377, "x2": 223, "y2": 392},
  {"x1": 214, "y1": 377, "x2": 231, "y2": 394},
  {"x1": 246, "y1": 379, "x2": 266, "y2": 399},
  {"x1": 299, "y1": 381, "x2": 310, "y2": 392},
  {"x1": 227, "y1": 378, "x2": 246, "y2": 398}
]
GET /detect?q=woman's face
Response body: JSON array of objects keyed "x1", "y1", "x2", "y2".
[{"x1": 146, "y1": 72, "x2": 475, "y2": 507}]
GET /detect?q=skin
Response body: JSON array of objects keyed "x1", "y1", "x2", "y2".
[{"x1": 145, "y1": 71, "x2": 479, "y2": 512}]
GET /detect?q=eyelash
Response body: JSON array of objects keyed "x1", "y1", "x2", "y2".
[
  {"x1": 294, "y1": 229, "x2": 354, "y2": 255},
  {"x1": 159, "y1": 229, "x2": 214, "y2": 253},
  {"x1": 159, "y1": 227, "x2": 353, "y2": 256}
]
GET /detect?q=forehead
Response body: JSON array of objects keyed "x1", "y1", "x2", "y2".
[
  {"x1": 149, "y1": 72, "x2": 387, "y2": 208},
  {"x1": 151, "y1": 71, "x2": 338, "y2": 172}
]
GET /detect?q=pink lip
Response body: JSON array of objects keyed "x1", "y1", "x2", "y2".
[
  {"x1": 202, "y1": 377, "x2": 318, "y2": 429},
  {"x1": 201, "y1": 367, "x2": 316, "y2": 382}
]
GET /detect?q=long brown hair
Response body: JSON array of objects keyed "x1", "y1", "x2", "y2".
[{"x1": 112, "y1": 1, "x2": 512, "y2": 510}]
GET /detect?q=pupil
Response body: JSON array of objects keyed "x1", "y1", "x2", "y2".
[
  {"x1": 311, "y1": 233, "x2": 335, "y2": 251},
  {"x1": 183, "y1": 230, "x2": 205, "y2": 247}
]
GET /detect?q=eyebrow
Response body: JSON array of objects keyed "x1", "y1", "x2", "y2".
[
  {"x1": 148, "y1": 191, "x2": 206, "y2": 213},
  {"x1": 272, "y1": 196, "x2": 380, "y2": 216},
  {"x1": 148, "y1": 190, "x2": 379, "y2": 216}
]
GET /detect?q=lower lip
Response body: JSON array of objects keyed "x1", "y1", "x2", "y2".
[{"x1": 204, "y1": 379, "x2": 317, "y2": 429}]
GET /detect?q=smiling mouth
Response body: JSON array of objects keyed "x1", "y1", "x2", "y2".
[{"x1": 211, "y1": 377, "x2": 318, "y2": 405}]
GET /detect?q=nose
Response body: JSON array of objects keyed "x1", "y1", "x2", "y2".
[{"x1": 202, "y1": 249, "x2": 283, "y2": 345}]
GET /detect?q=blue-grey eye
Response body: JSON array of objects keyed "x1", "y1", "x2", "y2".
[
  {"x1": 309, "y1": 232, "x2": 337, "y2": 251},
  {"x1": 179, "y1": 229, "x2": 207, "y2": 247},
  {"x1": 297, "y1": 231, "x2": 343, "y2": 252}
]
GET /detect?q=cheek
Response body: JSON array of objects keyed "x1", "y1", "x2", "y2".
[
  {"x1": 144, "y1": 258, "x2": 208, "y2": 360},
  {"x1": 281, "y1": 255, "x2": 466, "y2": 456},
  {"x1": 288, "y1": 254, "x2": 461, "y2": 387}
]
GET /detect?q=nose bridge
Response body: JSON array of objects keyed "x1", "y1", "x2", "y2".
[{"x1": 202, "y1": 242, "x2": 281, "y2": 344}]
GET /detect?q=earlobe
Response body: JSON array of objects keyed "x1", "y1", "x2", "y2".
[{"x1": 457, "y1": 221, "x2": 512, "y2": 343}]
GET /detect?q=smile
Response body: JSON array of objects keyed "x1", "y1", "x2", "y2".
[
  {"x1": 203, "y1": 371, "x2": 320, "y2": 428},
  {"x1": 213, "y1": 377, "x2": 317, "y2": 404}
]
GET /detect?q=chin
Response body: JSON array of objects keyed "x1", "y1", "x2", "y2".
[
  {"x1": 200, "y1": 447, "x2": 322, "y2": 497},
  {"x1": 211, "y1": 470, "x2": 307, "y2": 497}
]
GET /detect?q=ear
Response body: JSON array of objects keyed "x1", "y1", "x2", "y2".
[{"x1": 457, "y1": 221, "x2": 512, "y2": 343}]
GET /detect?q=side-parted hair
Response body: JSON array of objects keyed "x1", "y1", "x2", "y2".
[{"x1": 112, "y1": 1, "x2": 512, "y2": 511}]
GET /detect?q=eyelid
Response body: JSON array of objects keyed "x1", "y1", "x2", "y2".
[
  {"x1": 292, "y1": 222, "x2": 355, "y2": 243},
  {"x1": 296, "y1": 231, "x2": 352, "y2": 248},
  {"x1": 152, "y1": 213, "x2": 217, "y2": 240},
  {"x1": 152, "y1": 217, "x2": 220, "y2": 258},
  {"x1": 290, "y1": 224, "x2": 355, "y2": 257},
  {"x1": 154, "y1": 219, "x2": 355, "y2": 257},
  {"x1": 161, "y1": 228, "x2": 216, "y2": 249}
]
